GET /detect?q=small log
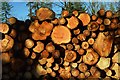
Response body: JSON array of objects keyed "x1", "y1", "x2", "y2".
[
  {"x1": 61, "y1": 10, "x2": 69, "y2": 17},
  {"x1": 109, "y1": 23, "x2": 117, "y2": 29},
  {"x1": 99, "y1": 24, "x2": 105, "y2": 31},
  {"x1": 104, "y1": 69, "x2": 112, "y2": 77},
  {"x1": 73, "y1": 29, "x2": 80, "y2": 35},
  {"x1": 0, "y1": 35, "x2": 14, "y2": 52},
  {"x1": 52, "y1": 50, "x2": 60, "y2": 58},
  {"x1": 90, "y1": 66, "x2": 100, "y2": 78},
  {"x1": 51, "y1": 18, "x2": 58, "y2": 25},
  {"x1": 33, "y1": 41, "x2": 44, "y2": 53},
  {"x1": 25, "y1": 39, "x2": 34, "y2": 49},
  {"x1": 67, "y1": 44, "x2": 73, "y2": 50},
  {"x1": 105, "y1": 10, "x2": 113, "y2": 18},
  {"x1": 41, "y1": 50, "x2": 49, "y2": 58},
  {"x1": 111, "y1": 18, "x2": 119, "y2": 23},
  {"x1": 53, "y1": 63, "x2": 59, "y2": 71},
  {"x1": 87, "y1": 22, "x2": 99, "y2": 31},
  {"x1": 83, "y1": 30, "x2": 90, "y2": 37},
  {"x1": 97, "y1": 9, "x2": 105, "y2": 17},
  {"x1": 91, "y1": 14, "x2": 97, "y2": 21},
  {"x1": 74, "y1": 44, "x2": 80, "y2": 51},
  {"x1": 36, "y1": 7, "x2": 55, "y2": 21},
  {"x1": 71, "y1": 69, "x2": 80, "y2": 77},
  {"x1": 8, "y1": 17, "x2": 17, "y2": 25},
  {"x1": 96, "y1": 57, "x2": 110, "y2": 70},
  {"x1": 51, "y1": 26, "x2": 71, "y2": 44},
  {"x1": 0, "y1": 52, "x2": 10, "y2": 64},
  {"x1": 78, "y1": 13, "x2": 90, "y2": 26},
  {"x1": 71, "y1": 63, "x2": 78, "y2": 68},
  {"x1": 0, "y1": 23, "x2": 9, "y2": 34},
  {"x1": 93, "y1": 32, "x2": 113, "y2": 57},
  {"x1": 67, "y1": 16, "x2": 79, "y2": 29},
  {"x1": 23, "y1": 47, "x2": 30, "y2": 58},
  {"x1": 38, "y1": 58, "x2": 47, "y2": 65},
  {"x1": 88, "y1": 38, "x2": 94, "y2": 45},
  {"x1": 91, "y1": 32, "x2": 97, "y2": 38},
  {"x1": 63, "y1": 61, "x2": 69, "y2": 67},
  {"x1": 46, "y1": 62, "x2": 52, "y2": 68},
  {"x1": 104, "y1": 18, "x2": 111, "y2": 25},
  {"x1": 46, "y1": 42, "x2": 55, "y2": 53},
  {"x1": 78, "y1": 63, "x2": 88, "y2": 72},
  {"x1": 32, "y1": 33, "x2": 47, "y2": 41},
  {"x1": 96, "y1": 17, "x2": 103, "y2": 24},
  {"x1": 81, "y1": 41, "x2": 89, "y2": 50},
  {"x1": 77, "y1": 48, "x2": 85, "y2": 55},
  {"x1": 112, "y1": 51, "x2": 120, "y2": 63},
  {"x1": 72, "y1": 10, "x2": 79, "y2": 16},
  {"x1": 50, "y1": 71, "x2": 56, "y2": 77},
  {"x1": 46, "y1": 68, "x2": 52, "y2": 74},
  {"x1": 84, "y1": 71, "x2": 90, "y2": 78},
  {"x1": 72, "y1": 37, "x2": 79, "y2": 44},
  {"x1": 64, "y1": 50, "x2": 77, "y2": 62},
  {"x1": 78, "y1": 73, "x2": 85, "y2": 78},
  {"x1": 47, "y1": 57, "x2": 54, "y2": 63},
  {"x1": 77, "y1": 34, "x2": 86, "y2": 41},
  {"x1": 31, "y1": 52, "x2": 36, "y2": 59},
  {"x1": 83, "y1": 48, "x2": 99, "y2": 65},
  {"x1": 58, "y1": 17, "x2": 66, "y2": 25},
  {"x1": 9, "y1": 29, "x2": 17, "y2": 38},
  {"x1": 29, "y1": 20, "x2": 39, "y2": 33}
]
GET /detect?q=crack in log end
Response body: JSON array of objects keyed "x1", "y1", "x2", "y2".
[{"x1": 93, "y1": 32, "x2": 113, "y2": 57}]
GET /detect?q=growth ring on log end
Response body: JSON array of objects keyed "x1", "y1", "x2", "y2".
[
  {"x1": 51, "y1": 26, "x2": 71, "y2": 44},
  {"x1": 36, "y1": 7, "x2": 55, "y2": 21}
]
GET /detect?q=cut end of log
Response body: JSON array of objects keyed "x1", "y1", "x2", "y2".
[
  {"x1": 0, "y1": 23, "x2": 9, "y2": 34},
  {"x1": 51, "y1": 26, "x2": 71, "y2": 44},
  {"x1": 78, "y1": 13, "x2": 90, "y2": 26},
  {"x1": 36, "y1": 7, "x2": 55, "y2": 21}
]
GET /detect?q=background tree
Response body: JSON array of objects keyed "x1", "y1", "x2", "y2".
[{"x1": 0, "y1": 2, "x2": 13, "y2": 22}]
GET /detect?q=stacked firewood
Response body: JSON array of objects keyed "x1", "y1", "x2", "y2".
[{"x1": 0, "y1": 7, "x2": 120, "y2": 80}]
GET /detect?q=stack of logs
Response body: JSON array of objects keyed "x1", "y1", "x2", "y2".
[{"x1": 0, "y1": 7, "x2": 120, "y2": 80}]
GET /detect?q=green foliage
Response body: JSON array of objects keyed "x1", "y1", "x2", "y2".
[{"x1": 0, "y1": 2, "x2": 13, "y2": 22}]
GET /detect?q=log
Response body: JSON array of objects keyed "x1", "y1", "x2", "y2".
[
  {"x1": 64, "y1": 50, "x2": 76, "y2": 62},
  {"x1": 58, "y1": 17, "x2": 66, "y2": 25},
  {"x1": 97, "y1": 9, "x2": 105, "y2": 17},
  {"x1": 77, "y1": 48, "x2": 85, "y2": 55},
  {"x1": 72, "y1": 37, "x2": 79, "y2": 44},
  {"x1": 77, "y1": 34, "x2": 86, "y2": 41},
  {"x1": 46, "y1": 68, "x2": 52, "y2": 74},
  {"x1": 23, "y1": 47, "x2": 30, "y2": 58},
  {"x1": 71, "y1": 63, "x2": 78, "y2": 68},
  {"x1": 105, "y1": 10, "x2": 113, "y2": 18},
  {"x1": 78, "y1": 63, "x2": 88, "y2": 72},
  {"x1": 88, "y1": 38, "x2": 94, "y2": 45},
  {"x1": 36, "y1": 7, "x2": 55, "y2": 21},
  {"x1": 78, "y1": 73, "x2": 85, "y2": 78},
  {"x1": 51, "y1": 26, "x2": 71, "y2": 44},
  {"x1": 71, "y1": 69, "x2": 80, "y2": 77},
  {"x1": 91, "y1": 14, "x2": 97, "y2": 21},
  {"x1": 74, "y1": 44, "x2": 80, "y2": 51},
  {"x1": 91, "y1": 32, "x2": 97, "y2": 38},
  {"x1": 46, "y1": 42, "x2": 55, "y2": 53},
  {"x1": 78, "y1": 13, "x2": 90, "y2": 26},
  {"x1": 50, "y1": 71, "x2": 56, "y2": 77},
  {"x1": 0, "y1": 35, "x2": 14, "y2": 52},
  {"x1": 84, "y1": 71, "x2": 90, "y2": 78},
  {"x1": 112, "y1": 51, "x2": 120, "y2": 63},
  {"x1": 72, "y1": 10, "x2": 79, "y2": 16},
  {"x1": 67, "y1": 16, "x2": 79, "y2": 29},
  {"x1": 96, "y1": 17, "x2": 103, "y2": 24},
  {"x1": 81, "y1": 41, "x2": 89, "y2": 50},
  {"x1": 99, "y1": 24, "x2": 105, "y2": 31},
  {"x1": 93, "y1": 32, "x2": 113, "y2": 57},
  {"x1": 61, "y1": 10, "x2": 69, "y2": 17},
  {"x1": 73, "y1": 29, "x2": 80, "y2": 35},
  {"x1": 109, "y1": 23, "x2": 117, "y2": 29},
  {"x1": 83, "y1": 48, "x2": 99, "y2": 65},
  {"x1": 33, "y1": 41, "x2": 44, "y2": 53},
  {"x1": 25, "y1": 39, "x2": 34, "y2": 49},
  {"x1": 63, "y1": 61, "x2": 69, "y2": 67},
  {"x1": 52, "y1": 50, "x2": 60, "y2": 58},
  {"x1": 104, "y1": 18, "x2": 111, "y2": 26},
  {"x1": 31, "y1": 52, "x2": 36, "y2": 59},
  {"x1": 0, "y1": 23, "x2": 9, "y2": 34},
  {"x1": 96, "y1": 57, "x2": 110, "y2": 70},
  {"x1": 0, "y1": 52, "x2": 10, "y2": 64},
  {"x1": 67, "y1": 44, "x2": 73, "y2": 50},
  {"x1": 83, "y1": 30, "x2": 90, "y2": 37},
  {"x1": 41, "y1": 50, "x2": 49, "y2": 58},
  {"x1": 8, "y1": 17, "x2": 17, "y2": 25},
  {"x1": 87, "y1": 22, "x2": 99, "y2": 31}
]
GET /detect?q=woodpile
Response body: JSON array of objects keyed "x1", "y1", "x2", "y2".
[{"x1": 0, "y1": 7, "x2": 120, "y2": 80}]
